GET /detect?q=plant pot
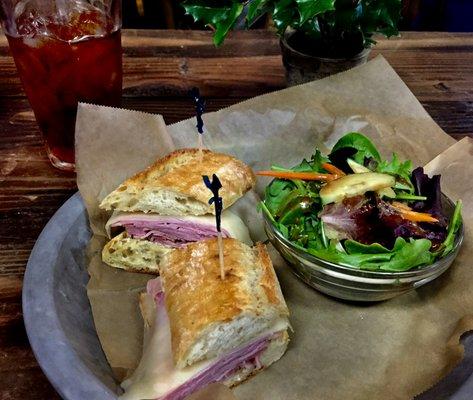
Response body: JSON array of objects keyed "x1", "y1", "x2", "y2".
[{"x1": 280, "y1": 30, "x2": 371, "y2": 86}]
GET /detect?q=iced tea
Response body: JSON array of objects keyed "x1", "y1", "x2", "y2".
[{"x1": 2, "y1": 2, "x2": 122, "y2": 170}]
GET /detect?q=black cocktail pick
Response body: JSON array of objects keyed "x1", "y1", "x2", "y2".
[
  {"x1": 189, "y1": 87, "x2": 205, "y2": 155},
  {"x1": 203, "y1": 173, "x2": 225, "y2": 279}
]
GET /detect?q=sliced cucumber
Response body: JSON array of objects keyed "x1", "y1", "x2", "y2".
[
  {"x1": 378, "y1": 187, "x2": 396, "y2": 199},
  {"x1": 347, "y1": 158, "x2": 370, "y2": 173},
  {"x1": 320, "y1": 172, "x2": 395, "y2": 204},
  {"x1": 347, "y1": 158, "x2": 396, "y2": 199}
]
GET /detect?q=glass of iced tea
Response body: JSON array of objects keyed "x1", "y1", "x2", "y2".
[{"x1": 0, "y1": 0, "x2": 122, "y2": 171}]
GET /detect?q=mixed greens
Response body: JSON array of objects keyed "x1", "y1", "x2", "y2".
[{"x1": 260, "y1": 133, "x2": 462, "y2": 272}]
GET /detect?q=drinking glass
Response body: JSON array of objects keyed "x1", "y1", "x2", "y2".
[{"x1": 0, "y1": 0, "x2": 123, "y2": 171}]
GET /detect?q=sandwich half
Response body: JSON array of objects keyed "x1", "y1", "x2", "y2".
[
  {"x1": 120, "y1": 238, "x2": 290, "y2": 400},
  {"x1": 102, "y1": 210, "x2": 252, "y2": 274},
  {"x1": 100, "y1": 149, "x2": 255, "y2": 273},
  {"x1": 100, "y1": 148, "x2": 255, "y2": 215}
]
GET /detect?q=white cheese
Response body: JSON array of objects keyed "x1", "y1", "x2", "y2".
[{"x1": 120, "y1": 295, "x2": 213, "y2": 400}]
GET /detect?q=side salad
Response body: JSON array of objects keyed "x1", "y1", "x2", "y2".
[{"x1": 259, "y1": 132, "x2": 462, "y2": 272}]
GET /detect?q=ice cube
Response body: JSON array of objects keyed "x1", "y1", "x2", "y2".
[
  {"x1": 13, "y1": 0, "x2": 49, "y2": 37},
  {"x1": 9, "y1": 0, "x2": 115, "y2": 41}
]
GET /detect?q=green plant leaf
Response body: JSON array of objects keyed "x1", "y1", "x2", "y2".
[
  {"x1": 214, "y1": 2, "x2": 244, "y2": 46},
  {"x1": 359, "y1": 0, "x2": 401, "y2": 41},
  {"x1": 182, "y1": 2, "x2": 230, "y2": 24},
  {"x1": 264, "y1": 178, "x2": 296, "y2": 215},
  {"x1": 440, "y1": 200, "x2": 463, "y2": 257},
  {"x1": 183, "y1": 0, "x2": 401, "y2": 50},
  {"x1": 344, "y1": 240, "x2": 390, "y2": 254},
  {"x1": 377, "y1": 153, "x2": 412, "y2": 177},
  {"x1": 306, "y1": 237, "x2": 433, "y2": 271},
  {"x1": 331, "y1": 132, "x2": 381, "y2": 164},
  {"x1": 272, "y1": 0, "x2": 298, "y2": 33},
  {"x1": 247, "y1": 0, "x2": 271, "y2": 25},
  {"x1": 310, "y1": 148, "x2": 331, "y2": 171},
  {"x1": 182, "y1": 1, "x2": 244, "y2": 46},
  {"x1": 394, "y1": 193, "x2": 427, "y2": 202},
  {"x1": 295, "y1": 0, "x2": 335, "y2": 25},
  {"x1": 307, "y1": 244, "x2": 393, "y2": 267},
  {"x1": 260, "y1": 200, "x2": 276, "y2": 224},
  {"x1": 376, "y1": 153, "x2": 414, "y2": 192},
  {"x1": 378, "y1": 238, "x2": 433, "y2": 272}
]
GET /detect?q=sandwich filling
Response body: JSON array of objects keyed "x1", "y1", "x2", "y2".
[
  {"x1": 106, "y1": 211, "x2": 251, "y2": 248},
  {"x1": 120, "y1": 278, "x2": 285, "y2": 400}
]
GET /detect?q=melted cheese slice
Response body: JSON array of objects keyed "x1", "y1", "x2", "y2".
[{"x1": 120, "y1": 294, "x2": 214, "y2": 400}]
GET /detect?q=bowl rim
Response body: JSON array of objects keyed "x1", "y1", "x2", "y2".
[{"x1": 262, "y1": 193, "x2": 464, "y2": 278}]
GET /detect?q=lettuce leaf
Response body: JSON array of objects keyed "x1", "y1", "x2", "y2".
[
  {"x1": 319, "y1": 195, "x2": 377, "y2": 243},
  {"x1": 330, "y1": 132, "x2": 381, "y2": 164},
  {"x1": 378, "y1": 238, "x2": 433, "y2": 271},
  {"x1": 440, "y1": 200, "x2": 463, "y2": 257},
  {"x1": 377, "y1": 153, "x2": 414, "y2": 192},
  {"x1": 264, "y1": 179, "x2": 295, "y2": 215},
  {"x1": 307, "y1": 242, "x2": 393, "y2": 269},
  {"x1": 264, "y1": 148, "x2": 328, "y2": 216},
  {"x1": 411, "y1": 167, "x2": 445, "y2": 222},
  {"x1": 285, "y1": 149, "x2": 330, "y2": 173},
  {"x1": 344, "y1": 240, "x2": 390, "y2": 254},
  {"x1": 307, "y1": 237, "x2": 433, "y2": 272}
]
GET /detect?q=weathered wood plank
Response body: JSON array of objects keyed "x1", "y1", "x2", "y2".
[{"x1": 2, "y1": 31, "x2": 473, "y2": 101}]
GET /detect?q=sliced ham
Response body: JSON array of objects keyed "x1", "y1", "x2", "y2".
[
  {"x1": 120, "y1": 218, "x2": 230, "y2": 247},
  {"x1": 120, "y1": 278, "x2": 282, "y2": 400},
  {"x1": 106, "y1": 211, "x2": 252, "y2": 247}
]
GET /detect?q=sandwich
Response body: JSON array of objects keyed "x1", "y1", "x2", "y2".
[
  {"x1": 120, "y1": 238, "x2": 290, "y2": 400},
  {"x1": 99, "y1": 149, "x2": 255, "y2": 273}
]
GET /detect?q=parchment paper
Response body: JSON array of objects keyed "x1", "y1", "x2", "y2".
[{"x1": 76, "y1": 56, "x2": 471, "y2": 399}]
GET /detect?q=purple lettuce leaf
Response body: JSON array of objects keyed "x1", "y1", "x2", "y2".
[
  {"x1": 411, "y1": 167, "x2": 447, "y2": 226},
  {"x1": 394, "y1": 223, "x2": 446, "y2": 247},
  {"x1": 377, "y1": 197, "x2": 446, "y2": 249},
  {"x1": 327, "y1": 147, "x2": 358, "y2": 174},
  {"x1": 320, "y1": 195, "x2": 379, "y2": 244}
]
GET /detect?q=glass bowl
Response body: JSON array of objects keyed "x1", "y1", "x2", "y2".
[{"x1": 263, "y1": 194, "x2": 464, "y2": 302}]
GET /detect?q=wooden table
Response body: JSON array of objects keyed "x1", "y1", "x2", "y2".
[{"x1": 0, "y1": 29, "x2": 472, "y2": 398}]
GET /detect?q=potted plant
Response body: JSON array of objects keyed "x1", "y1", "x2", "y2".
[{"x1": 182, "y1": 0, "x2": 401, "y2": 85}]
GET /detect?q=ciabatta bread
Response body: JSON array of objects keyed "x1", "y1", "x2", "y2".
[
  {"x1": 102, "y1": 232, "x2": 168, "y2": 274},
  {"x1": 99, "y1": 149, "x2": 255, "y2": 215},
  {"x1": 158, "y1": 238, "x2": 289, "y2": 368}
]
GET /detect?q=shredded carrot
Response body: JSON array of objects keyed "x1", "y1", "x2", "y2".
[
  {"x1": 392, "y1": 201, "x2": 412, "y2": 211},
  {"x1": 322, "y1": 163, "x2": 345, "y2": 177},
  {"x1": 391, "y1": 203, "x2": 438, "y2": 223},
  {"x1": 256, "y1": 170, "x2": 336, "y2": 181}
]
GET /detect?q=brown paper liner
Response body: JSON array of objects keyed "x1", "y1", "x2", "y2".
[{"x1": 75, "y1": 58, "x2": 471, "y2": 400}]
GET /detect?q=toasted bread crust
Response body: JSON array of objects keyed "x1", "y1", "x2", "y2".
[
  {"x1": 257, "y1": 243, "x2": 286, "y2": 306},
  {"x1": 99, "y1": 149, "x2": 255, "y2": 214},
  {"x1": 158, "y1": 238, "x2": 289, "y2": 367}
]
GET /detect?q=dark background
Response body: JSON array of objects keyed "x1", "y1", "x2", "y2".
[{"x1": 122, "y1": 0, "x2": 473, "y2": 32}]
